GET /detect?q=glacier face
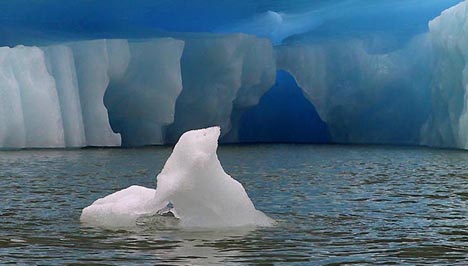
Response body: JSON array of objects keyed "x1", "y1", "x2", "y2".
[
  {"x1": 69, "y1": 40, "x2": 123, "y2": 147},
  {"x1": 43, "y1": 45, "x2": 86, "y2": 147},
  {"x1": 0, "y1": 46, "x2": 64, "y2": 148},
  {"x1": 0, "y1": 34, "x2": 276, "y2": 148},
  {"x1": 105, "y1": 38, "x2": 184, "y2": 147},
  {"x1": 276, "y1": 36, "x2": 432, "y2": 145},
  {"x1": 167, "y1": 34, "x2": 276, "y2": 143},
  {"x1": 0, "y1": 41, "x2": 124, "y2": 148},
  {"x1": 1, "y1": 1, "x2": 468, "y2": 149},
  {"x1": 421, "y1": 0, "x2": 468, "y2": 149},
  {"x1": 0, "y1": 47, "x2": 27, "y2": 148}
]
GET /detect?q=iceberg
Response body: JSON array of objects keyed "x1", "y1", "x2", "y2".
[{"x1": 80, "y1": 126, "x2": 274, "y2": 229}]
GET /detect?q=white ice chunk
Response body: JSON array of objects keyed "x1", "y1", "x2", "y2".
[
  {"x1": 80, "y1": 185, "x2": 156, "y2": 228},
  {"x1": 81, "y1": 126, "x2": 274, "y2": 229},
  {"x1": 152, "y1": 126, "x2": 273, "y2": 228}
]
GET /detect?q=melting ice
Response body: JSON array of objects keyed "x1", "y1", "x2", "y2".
[{"x1": 80, "y1": 127, "x2": 274, "y2": 229}]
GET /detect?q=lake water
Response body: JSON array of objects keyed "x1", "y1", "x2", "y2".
[{"x1": 1, "y1": 144, "x2": 468, "y2": 265}]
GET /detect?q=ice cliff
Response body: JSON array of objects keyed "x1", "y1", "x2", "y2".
[
  {"x1": 0, "y1": 35, "x2": 275, "y2": 148},
  {"x1": 1, "y1": 1, "x2": 468, "y2": 149},
  {"x1": 276, "y1": 35, "x2": 434, "y2": 145},
  {"x1": 421, "y1": 0, "x2": 468, "y2": 149}
]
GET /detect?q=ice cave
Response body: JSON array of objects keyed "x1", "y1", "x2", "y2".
[{"x1": 0, "y1": 0, "x2": 467, "y2": 149}]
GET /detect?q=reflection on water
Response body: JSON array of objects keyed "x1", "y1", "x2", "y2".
[{"x1": 1, "y1": 145, "x2": 468, "y2": 265}]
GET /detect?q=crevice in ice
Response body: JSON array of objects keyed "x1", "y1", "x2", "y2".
[{"x1": 80, "y1": 126, "x2": 274, "y2": 229}]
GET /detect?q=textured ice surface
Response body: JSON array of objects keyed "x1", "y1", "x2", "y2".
[
  {"x1": 44, "y1": 45, "x2": 86, "y2": 147},
  {"x1": 0, "y1": 47, "x2": 26, "y2": 148},
  {"x1": 420, "y1": 0, "x2": 468, "y2": 148},
  {"x1": 276, "y1": 36, "x2": 432, "y2": 145},
  {"x1": 81, "y1": 127, "x2": 274, "y2": 229},
  {"x1": 105, "y1": 38, "x2": 184, "y2": 146},
  {"x1": 0, "y1": 46, "x2": 64, "y2": 148},
  {"x1": 0, "y1": 34, "x2": 277, "y2": 148},
  {"x1": 80, "y1": 185, "x2": 156, "y2": 228},
  {"x1": 69, "y1": 39, "x2": 123, "y2": 147},
  {"x1": 167, "y1": 34, "x2": 275, "y2": 143},
  {"x1": 1, "y1": 0, "x2": 467, "y2": 149}
]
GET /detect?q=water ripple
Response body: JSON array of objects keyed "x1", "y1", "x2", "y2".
[{"x1": 1, "y1": 145, "x2": 468, "y2": 264}]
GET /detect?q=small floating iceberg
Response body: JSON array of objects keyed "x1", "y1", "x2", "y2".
[{"x1": 80, "y1": 126, "x2": 274, "y2": 229}]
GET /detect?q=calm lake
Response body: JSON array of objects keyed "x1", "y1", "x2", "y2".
[{"x1": 1, "y1": 144, "x2": 468, "y2": 265}]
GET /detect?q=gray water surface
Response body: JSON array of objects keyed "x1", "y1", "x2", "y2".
[{"x1": 1, "y1": 145, "x2": 468, "y2": 265}]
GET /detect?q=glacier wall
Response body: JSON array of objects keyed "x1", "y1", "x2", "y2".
[
  {"x1": 43, "y1": 45, "x2": 86, "y2": 147},
  {"x1": 0, "y1": 40, "x2": 128, "y2": 148},
  {"x1": 105, "y1": 38, "x2": 185, "y2": 147},
  {"x1": 1, "y1": 0, "x2": 468, "y2": 149},
  {"x1": 420, "y1": 0, "x2": 468, "y2": 148},
  {"x1": 276, "y1": 36, "x2": 432, "y2": 145},
  {"x1": 0, "y1": 34, "x2": 276, "y2": 148},
  {"x1": 69, "y1": 40, "x2": 124, "y2": 147},
  {"x1": 167, "y1": 34, "x2": 276, "y2": 143},
  {"x1": 0, "y1": 46, "x2": 64, "y2": 148}
]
